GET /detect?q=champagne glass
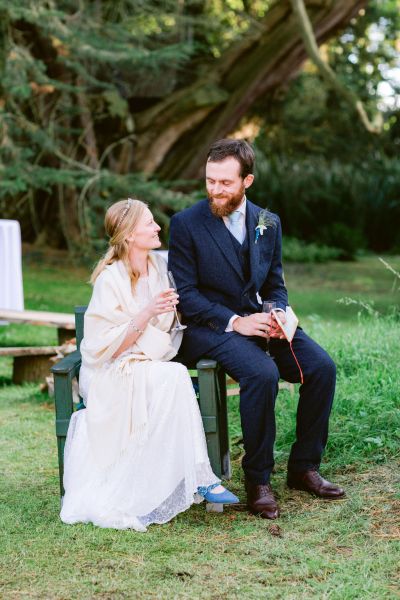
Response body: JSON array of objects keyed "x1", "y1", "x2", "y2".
[
  {"x1": 167, "y1": 271, "x2": 187, "y2": 331},
  {"x1": 262, "y1": 301, "x2": 277, "y2": 314},
  {"x1": 262, "y1": 300, "x2": 276, "y2": 345}
]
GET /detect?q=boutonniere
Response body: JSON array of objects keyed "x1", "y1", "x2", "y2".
[{"x1": 255, "y1": 209, "x2": 276, "y2": 243}]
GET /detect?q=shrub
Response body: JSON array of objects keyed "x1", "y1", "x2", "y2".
[
  {"x1": 282, "y1": 236, "x2": 341, "y2": 262},
  {"x1": 251, "y1": 151, "x2": 400, "y2": 258}
]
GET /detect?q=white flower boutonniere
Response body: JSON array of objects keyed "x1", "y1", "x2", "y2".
[{"x1": 255, "y1": 209, "x2": 276, "y2": 243}]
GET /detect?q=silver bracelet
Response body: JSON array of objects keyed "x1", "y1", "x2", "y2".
[{"x1": 130, "y1": 322, "x2": 144, "y2": 334}]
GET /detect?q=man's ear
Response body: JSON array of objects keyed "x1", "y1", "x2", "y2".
[{"x1": 243, "y1": 174, "x2": 254, "y2": 189}]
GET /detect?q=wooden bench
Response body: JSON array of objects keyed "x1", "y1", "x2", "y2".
[
  {"x1": 51, "y1": 307, "x2": 295, "y2": 497},
  {"x1": 0, "y1": 309, "x2": 75, "y2": 344},
  {"x1": 0, "y1": 345, "x2": 59, "y2": 384}
]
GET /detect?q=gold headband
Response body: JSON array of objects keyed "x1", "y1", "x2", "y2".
[{"x1": 116, "y1": 198, "x2": 134, "y2": 230}]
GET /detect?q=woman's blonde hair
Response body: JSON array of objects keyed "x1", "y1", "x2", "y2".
[{"x1": 90, "y1": 198, "x2": 148, "y2": 287}]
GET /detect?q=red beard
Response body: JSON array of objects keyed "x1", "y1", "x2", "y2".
[{"x1": 208, "y1": 188, "x2": 245, "y2": 218}]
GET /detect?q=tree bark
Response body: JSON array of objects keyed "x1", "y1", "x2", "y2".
[{"x1": 134, "y1": 0, "x2": 367, "y2": 180}]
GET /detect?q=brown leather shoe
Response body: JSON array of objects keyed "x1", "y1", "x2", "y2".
[
  {"x1": 245, "y1": 479, "x2": 280, "y2": 519},
  {"x1": 287, "y1": 470, "x2": 345, "y2": 500}
]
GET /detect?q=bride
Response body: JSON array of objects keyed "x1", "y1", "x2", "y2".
[{"x1": 60, "y1": 198, "x2": 238, "y2": 531}]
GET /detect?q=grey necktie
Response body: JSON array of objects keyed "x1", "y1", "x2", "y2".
[{"x1": 228, "y1": 210, "x2": 243, "y2": 244}]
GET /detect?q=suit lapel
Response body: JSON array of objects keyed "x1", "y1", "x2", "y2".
[
  {"x1": 244, "y1": 201, "x2": 261, "y2": 293},
  {"x1": 203, "y1": 204, "x2": 244, "y2": 281}
]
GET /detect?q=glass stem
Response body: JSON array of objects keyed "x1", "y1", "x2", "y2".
[{"x1": 173, "y1": 306, "x2": 181, "y2": 325}]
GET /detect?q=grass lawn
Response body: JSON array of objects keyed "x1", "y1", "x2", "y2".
[{"x1": 0, "y1": 253, "x2": 399, "y2": 599}]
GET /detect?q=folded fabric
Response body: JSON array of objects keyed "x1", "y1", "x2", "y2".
[{"x1": 80, "y1": 253, "x2": 183, "y2": 468}]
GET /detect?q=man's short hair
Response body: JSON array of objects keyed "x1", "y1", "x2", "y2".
[{"x1": 207, "y1": 138, "x2": 255, "y2": 178}]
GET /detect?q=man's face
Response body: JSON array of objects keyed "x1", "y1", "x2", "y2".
[{"x1": 206, "y1": 157, "x2": 254, "y2": 217}]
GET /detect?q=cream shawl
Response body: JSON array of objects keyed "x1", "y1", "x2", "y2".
[{"x1": 80, "y1": 253, "x2": 183, "y2": 469}]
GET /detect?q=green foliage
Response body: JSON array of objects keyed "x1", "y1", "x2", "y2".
[
  {"x1": 0, "y1": 0, "x2": 203, "y2": 249},
  {"x1": 85, "y1": 174, "x2": 196, "y2": 257},
  {"x1": 2, "y1": 0, "x2": 280, "y2": 251},
  {"x1": 282, "y1": 237, "x2": 341, "y2": 263},
  {"x1": 255, "y1": 1, "x2": 400, "y2": 161},
  {"x1": 251, "y1": 153, "x2": 400, "y2": 259},
  {"x1": 250, "y1": 1, "x2": 400, "y2": 258},
  {"x1": 1, "y1": 0, "x2": 399, "y2": 257}
]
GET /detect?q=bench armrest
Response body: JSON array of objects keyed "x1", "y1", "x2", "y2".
[
  {"x1": 51, "y1": 350, "x2": 81, "y2": 377},
  {"x1": 196, "y1": 358, "x2": 217, "y2": 370}
]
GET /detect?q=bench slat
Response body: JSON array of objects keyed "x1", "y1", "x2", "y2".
[
  {"x1": 227, "y1": 380, "x2": 295, "y2": 397},
  {"x1": 0, "y1": 309, "x2": 75, "y2": 329},
  {"x1": 0, "y1": 346, "x2": 60, "y2": 357}
]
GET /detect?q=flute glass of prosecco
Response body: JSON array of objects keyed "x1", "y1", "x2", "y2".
[
  {"x1": 262, "y1": 300, "x2": 276, "y2": 345},
  {"x1": 167, "y1": 271, "x2": 187, "y2": 331}
]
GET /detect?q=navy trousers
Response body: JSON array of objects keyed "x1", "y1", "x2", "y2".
[{"x1": 198, "y1": 328, "x2": 336, "y2": 485}]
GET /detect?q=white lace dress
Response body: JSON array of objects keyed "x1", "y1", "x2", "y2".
[{"x1": 60, "y1": 277, "x2": 219, "y2": 531}]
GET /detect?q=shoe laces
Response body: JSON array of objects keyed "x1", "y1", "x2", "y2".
[
  {"x1": 306, "y1": 470, "x2": 323, "y2": 485},
  {"x1": 257, "y1": 483, "x2": 273, "y2": 496}
]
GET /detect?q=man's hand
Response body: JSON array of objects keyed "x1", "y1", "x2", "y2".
[
  {"x1": 232, "y1": 312, "x2": 286, "y2": 339},
  {"x1": 269, "y1": 310, "x2": 286, "y2": 339}
]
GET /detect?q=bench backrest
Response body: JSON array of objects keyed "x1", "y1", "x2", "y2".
[{"x1": 74, "y1": 306, "x2": 87, "y2": 351}]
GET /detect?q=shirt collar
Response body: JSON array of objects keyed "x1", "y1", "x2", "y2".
[
  {"x1": 222, "y1": 196, "x2": 247, "y2": 223},
  {"x1": 235, "y1": 196, "x2": 247, "y2": 217}
]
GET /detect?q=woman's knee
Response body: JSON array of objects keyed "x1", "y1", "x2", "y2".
[{"x1": 161, "y1": 361, "x2": 188, "y2": 377}]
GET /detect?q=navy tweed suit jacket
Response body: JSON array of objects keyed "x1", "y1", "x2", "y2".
[{"x1": 168, "y1": 198, "x2": 288, "y2": 361}]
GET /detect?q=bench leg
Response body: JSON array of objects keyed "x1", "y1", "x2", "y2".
[
  {"x1": 206, "y1": 502, "x2": 224, "y2": 513},
  {"x1": 53, "y1": 372, "x2": 75, "y2": 496},
  {"x1": 217, "y1": 367, "x2": 231, "y2": 479},
  {"x1": 57, "y1": 327, "x2": 76, "y2": 345},
  {"x1": 13, "y1": 355, "x2": 54, "y2": 384},
  {"x1": 197, "y1": 359, "x2": 231, "y2": 480}
]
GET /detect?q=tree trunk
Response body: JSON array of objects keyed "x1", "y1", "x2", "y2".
[{"x1": 134, "y1": 0, "x2": 367, "y2": 180}]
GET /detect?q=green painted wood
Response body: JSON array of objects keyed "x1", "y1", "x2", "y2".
[
  {"x1": 197, "y1": 359, "x2": 231, "y2": 480},
  {"x1": 51, "y1": 364, "x2": 78, "y2": 495},
  {"x1": 217, "y1": 367, "x2": 231, "y2": 478},
  {"x1": 51, "y1": 312, "x2": 83, "y2": 496},
  {"x1": 201, "y1": 415, "x2": 217, "y2": 433},
  {"x1": 55, "y1": 418, "x2": 72, "y2": 436},
  {"x1": 51, "y1": 349, "x2": 81, "y2": 375},
  {"x1": 74, "y1": 306, "x2": 86, "y2": 351}
]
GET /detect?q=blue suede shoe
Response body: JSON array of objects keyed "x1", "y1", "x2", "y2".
[{"x1": 204, "y1": 488, "x2": 239, "y2": 504}]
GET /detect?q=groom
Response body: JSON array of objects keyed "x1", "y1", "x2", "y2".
[{"x1": 168, "y1": 139, "x2": 345, "y2": 519}]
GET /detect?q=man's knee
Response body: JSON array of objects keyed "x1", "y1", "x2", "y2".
[
  {"x1": 240, "y1": 360, "x2": 280, "y2": 388},
  {"x1": 310, "y1": 352, "x2": 336, "y2": 382}
]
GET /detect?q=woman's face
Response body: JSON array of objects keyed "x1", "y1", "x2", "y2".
[{"x1": 127, "y1": 207, "x2": 161, "y2": 251}]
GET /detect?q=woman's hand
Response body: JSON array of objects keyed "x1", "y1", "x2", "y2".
[{"x1": 145, "y1": 288, "x2": 179, "y2": 318}]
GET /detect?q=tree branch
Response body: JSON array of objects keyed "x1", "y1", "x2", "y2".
[{"x1": 290, "y1": 0, "x2": 382, "y2": 134}]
